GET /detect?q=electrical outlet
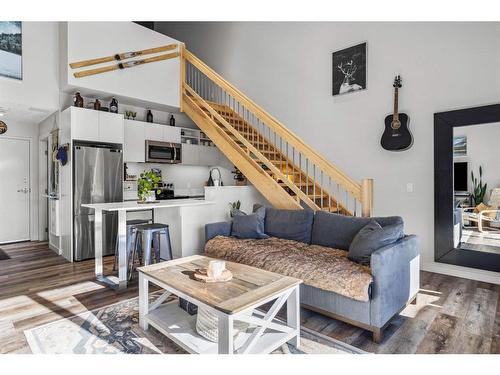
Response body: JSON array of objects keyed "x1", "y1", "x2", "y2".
[{"x1": 406, "y1": 183, "x2": 414, "y2": 193}]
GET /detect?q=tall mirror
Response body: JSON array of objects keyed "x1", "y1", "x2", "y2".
[{"x1": 434, "y1": 104, "x2": 500, "y2": 272}]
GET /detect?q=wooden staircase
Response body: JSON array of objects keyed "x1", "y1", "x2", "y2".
[{"x1": 179, "y1": 46, "x2": 373, "y2": 216}]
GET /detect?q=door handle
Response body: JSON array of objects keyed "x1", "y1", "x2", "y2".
[{"x1": 17, "y1": 187, "x2": 30, "y2": 194}]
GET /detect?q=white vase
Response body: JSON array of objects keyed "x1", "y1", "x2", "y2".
[{"x1": 144, "y1": 190, "x2": 156, "y2": 202}]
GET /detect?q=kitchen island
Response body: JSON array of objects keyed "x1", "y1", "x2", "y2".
[{"x1": 82, "y1": 199, "x2": 215, "y2": 289}]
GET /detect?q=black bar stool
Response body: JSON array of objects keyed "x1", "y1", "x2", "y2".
[
  {"x1": 113, "y1": 219, "x2": 150, "y2": 272},
  {"x1": 129, "y1": 223, "x2": 173, "y2": 280}
]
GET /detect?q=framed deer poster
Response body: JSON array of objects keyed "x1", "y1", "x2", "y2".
[{"x1": 332, "y1": 42, "x2": 366, "y2": 96}]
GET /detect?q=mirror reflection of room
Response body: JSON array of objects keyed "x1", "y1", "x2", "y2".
[{"x1": 453, "y1": 122, "x2": 500, "y2": 254}]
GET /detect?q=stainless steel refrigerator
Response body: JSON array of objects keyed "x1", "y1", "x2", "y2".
[{"x1": 73, "y1": 143, "x2": 123, "y2": 261}]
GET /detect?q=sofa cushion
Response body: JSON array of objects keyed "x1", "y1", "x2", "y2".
[
  {"x1": 205, "y1": 236, "x2": 373, "y2": 302},
  {"x1": 231, "y1": 206, "x2": 268, "y2": 239},
  {"x1": 348, "y1": 221, "x2": 404, "y2": 265},
  {"x1": 264, "y1": 208, "x2": 314, "y2": 243},
  {"x1": 311, "y1": 211, "x2": 404, "y2": 250}
]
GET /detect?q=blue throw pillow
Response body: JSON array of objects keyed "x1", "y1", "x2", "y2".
[
  {"x1": 264, "y1": 208, "x2": 314, "y2": 243},
  {"x1": 231, "y1": 206, "x2": 269, "y2": 239},
  {"x1": 347, "y1": 221, "x2": 404, "y2": 265}
]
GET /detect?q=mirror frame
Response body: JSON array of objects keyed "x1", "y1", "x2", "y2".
[{"x1": 434, "y1": 103, "x2": 500, "y2": 273}]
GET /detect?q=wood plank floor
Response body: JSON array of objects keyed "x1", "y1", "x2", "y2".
[{"x1": 0, "y1": 241, "x2": 498, "y2": 354}]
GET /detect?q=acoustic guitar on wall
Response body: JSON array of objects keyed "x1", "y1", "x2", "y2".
[{"x1": 380, "y1": 75, "x2": 413, "y2": 151}]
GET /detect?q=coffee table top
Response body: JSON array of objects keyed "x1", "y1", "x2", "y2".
[{"x1": 138, "y1": 255, "x2": 302, "y2": 314}]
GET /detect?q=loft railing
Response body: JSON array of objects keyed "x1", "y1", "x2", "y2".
[{"x1": 179, "y1": 45, "x2": 373, "y2": 216}]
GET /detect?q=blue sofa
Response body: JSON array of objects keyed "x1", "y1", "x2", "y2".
[{"x1": 205, "y1": 209, "x2": 420, "y2": 343}]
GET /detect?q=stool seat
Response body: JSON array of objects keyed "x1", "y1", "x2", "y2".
[
  {"x1": 136, "y1": 223, "x2": 169, "y2": 231},
  {"x1": 126, "y1": 219, "x2": 150, "y2": 226},
  {"x1": 129, "y1": 222, "x2": 173, "y2": 280}
]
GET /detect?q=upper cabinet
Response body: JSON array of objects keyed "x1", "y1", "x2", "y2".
[
  {"x1": 124, "y1": 120, "x2": 146, "y2": 163},
  {"x1": 70, "y1": 107, "x2": 99, "y2": 141},
  {"x1": 60, "y1": 22, "x2": 182, "y2": 110},
  {"x1": 99, "y1": 112, "x2": 125, "y2": 144},
  {"x1": 65, "y1": 107, "x2": 124, "y2": 144},
  {"x1": 144, "y1": 123, "x2": 181, "y2": 143}
]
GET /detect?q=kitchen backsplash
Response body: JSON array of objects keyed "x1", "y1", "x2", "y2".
[{"x1": 124, "y1": 162, "x2": 235, "y2": 199}]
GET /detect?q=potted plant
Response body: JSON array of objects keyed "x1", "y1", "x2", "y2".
[
  {"x1": 231, "y1": 167, "x2": 247, "y2": 186},
  {"x1": 471, "y1": 166, "x2": 487, "y2": 205},
  {"x1": 137, "y1": 170, "x2": 162, "y2": 202},
  {"x1": 228, "y1": 200, "x2": 242, "y2": 217}
]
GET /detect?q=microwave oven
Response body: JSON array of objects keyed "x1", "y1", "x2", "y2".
[{"x1": 145, "y1": 140, "x2": 182, "y2": 164}]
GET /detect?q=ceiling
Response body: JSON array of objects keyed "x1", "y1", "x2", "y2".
[{"x1": 0, "y1": 101, "x2": 56, "y2": 125}]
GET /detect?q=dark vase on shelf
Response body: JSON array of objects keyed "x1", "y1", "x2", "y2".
[
  {"x1": 94, "y1": 99, "x2": 101, "y2": 110},
  {"x1": 73, "y1": 92, "x2": 84, "y2": 108},
  {"x1": 146, "y1": 110, "x2": 153, "y2": 123},
  {"x1": 169, "y1": 114, "x2": 175, "y2": 127},
  {"x1": 109, "y1": 98, "x2": 118, "y2": 113}
]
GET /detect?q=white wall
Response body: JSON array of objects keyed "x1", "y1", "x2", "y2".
[
  {"x1": 454, "y1": 122, "x2": 500, "y2": 203},
  {"x1": 0, "y1": 22, "x2": 59, "y2": 112},
  {"x1": 61, "y1": 22, "x2": 181, "y2": 111},
  {"x1": 156, "y1": 22, "x2": 500, "y2": 283},
  {"x1": 1, "y1": 120, "x2": 40, "y2": 241}
]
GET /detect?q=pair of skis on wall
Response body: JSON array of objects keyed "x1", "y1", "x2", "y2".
[{"x1": 69, "y1": 44, "x2": 179, "y2": 78}]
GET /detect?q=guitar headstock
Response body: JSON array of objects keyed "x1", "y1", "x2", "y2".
[{"x1": 393, "y1": 75, "x2": 402, "y2": 88}]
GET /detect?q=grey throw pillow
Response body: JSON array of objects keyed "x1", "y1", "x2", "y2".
[
  {"x1": 231, "y1": 206, "x2": 269, "y2": 239},
  {"x1": 348, "y1": 221, "x2": 404, "y2": 265}
]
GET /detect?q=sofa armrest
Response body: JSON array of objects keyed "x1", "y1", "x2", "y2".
[
  {"x1": 369, "y1": 235, "x2": 420, "y2": 328},
  {"x1": 205, "y1": 221, "x2": 232, "y2": 243}
]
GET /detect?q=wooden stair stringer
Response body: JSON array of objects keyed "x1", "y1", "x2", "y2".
[{"x1": 182, "y1": 93, "x2": 302, "y2": 210}]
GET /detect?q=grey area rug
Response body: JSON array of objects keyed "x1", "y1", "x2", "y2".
[
  {"x1": 0, "y1": 249, "x2": 10, "y2": 260},
  {"x1": 24, "y1": 296, "x2": 364, "y2": 354}
]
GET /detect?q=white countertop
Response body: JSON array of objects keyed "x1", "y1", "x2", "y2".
[{"x1": 82, "y1": 199, "x2": 214, "y2": 212}]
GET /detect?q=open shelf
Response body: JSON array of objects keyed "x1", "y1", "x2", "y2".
[{"x1": 145, "y1": 301, "x2": 295, "y2": 354}]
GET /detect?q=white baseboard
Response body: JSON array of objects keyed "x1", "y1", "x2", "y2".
[{"x1": 422, "y1": 261, "x2": 500, "y2": 285}]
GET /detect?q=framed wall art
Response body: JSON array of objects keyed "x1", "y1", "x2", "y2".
[{"x1": 332, "y1": 42, "x2": 366, "y2": 96}]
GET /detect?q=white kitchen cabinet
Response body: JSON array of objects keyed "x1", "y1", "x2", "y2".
[
  {"x1": 70, "y1": 107, "x2": 99, "y2": 141},
  {"x1": 99, "y1": 111, "x2": 124, "y2": 144},
  {"x1": 68, "y1": 107, "x2": 123, "y2": 144},
  {"x1": 198, "y1": 146, "x2": 220, "y2": 166},
  {"x1": 163, "y1": 126, "x2": 181, "y2": 143},
  {"x1": 181, "y1": 143, "x2": 199, "y2": 165},
  {"x1": 124, "y1": 120, "x2": 146, "y2": 162},
  {"x1": 145, "y1": 123, "x2": 163, "y2": 141},
  {"x1": 145, "y1": 123, "x2": 181, "y2": 143}
]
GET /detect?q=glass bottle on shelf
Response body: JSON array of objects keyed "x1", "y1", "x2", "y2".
[{"x1": 146, "y1": 110, "x2": 153, "y2": 123}]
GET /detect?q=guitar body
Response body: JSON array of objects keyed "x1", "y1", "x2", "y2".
[
  {"x1": 381, "y1": 113, "x2": 413, "y2": 151},
  {"x1": 380, "y1": 75, "x2": 413, "y2": 151}
]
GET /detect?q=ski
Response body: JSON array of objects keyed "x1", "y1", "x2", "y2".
[
  {"x1": 73, "y1": 52, "x2": 179, "y2": 78},
  {"x1": 69, "y1": 43, "x2": 178, "y2": 69}
]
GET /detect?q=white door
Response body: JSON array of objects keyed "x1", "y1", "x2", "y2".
[{"x1": 0, "y1": 138, "x2": 30, "y2": 243}]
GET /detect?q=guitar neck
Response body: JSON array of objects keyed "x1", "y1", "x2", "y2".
[{"x1": 393, "y1": 87, "x2": 399, "y2": 120}]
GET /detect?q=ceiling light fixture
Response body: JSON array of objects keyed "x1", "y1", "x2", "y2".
[{"x1": 0, "y1": 120, "x2": 7, "y2": 135}]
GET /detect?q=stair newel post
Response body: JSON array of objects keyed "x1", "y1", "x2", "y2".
[
  {"x1": 179, "y1": 43, "x2": 186, "y2": 112},
  {"x1": 361, "y1": 178, "x2": 374, "y2": 217}
]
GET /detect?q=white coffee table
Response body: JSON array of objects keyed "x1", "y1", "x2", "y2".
[{"x1": 138, "y1": 255, "x2": 302, "y2": 354}]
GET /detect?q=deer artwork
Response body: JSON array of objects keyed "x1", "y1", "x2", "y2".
[{"x1": 337, "y1": 60, "x2": 363, "y2": 94}]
